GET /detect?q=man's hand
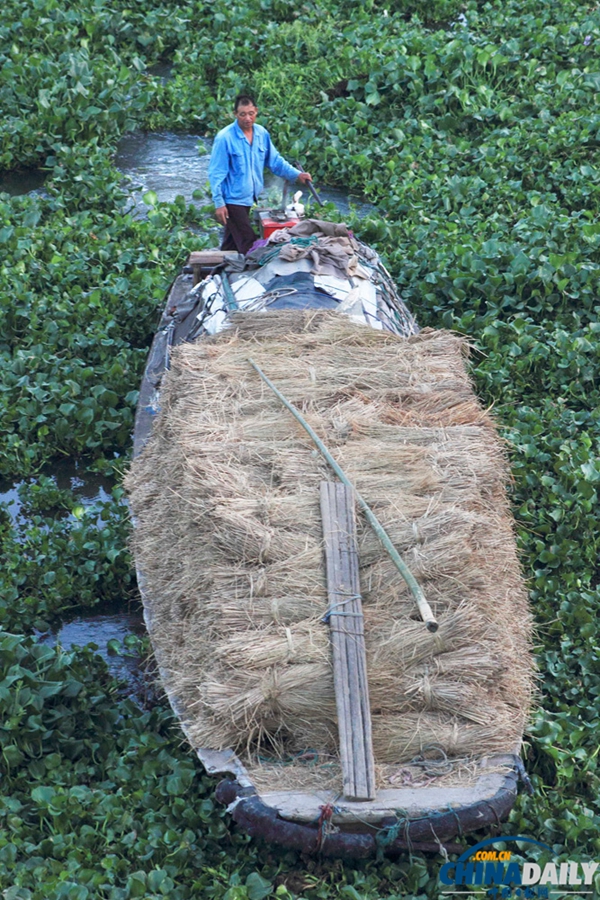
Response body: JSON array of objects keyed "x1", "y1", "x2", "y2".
[
  {"x1": 297, "y1": 172, "x2": 312, "y2": 184},
  {"x1": 215, "y1": 205, "x2": 229, "y2": 226}
]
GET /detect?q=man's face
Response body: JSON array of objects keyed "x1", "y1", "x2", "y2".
[{"x1": 235, "y1": 103, "x2": 258, "y2": 133}]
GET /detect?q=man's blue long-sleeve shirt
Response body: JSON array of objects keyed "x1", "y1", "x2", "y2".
[{"x1": 208, "y1": 120, "x2": 301, "y2": 208}]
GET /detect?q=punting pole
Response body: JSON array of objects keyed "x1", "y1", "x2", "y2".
[
  {"x1": 294, "y1": 161, "x2": 325, "y2": 207},
  {"x1": 247, "y1": 357, "x2": 438, "y2": 632}
]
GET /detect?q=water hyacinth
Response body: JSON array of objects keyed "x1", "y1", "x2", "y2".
[{"x1": 1, "y1": 0, "x2": 600, "y2": 893}]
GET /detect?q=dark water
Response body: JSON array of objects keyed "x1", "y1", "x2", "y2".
[
  {"x1": 0, "y1": 458, "x2": 114, "y2": 527},
  {"x1": 114, "y1": 131, "x2": 376, "y2": 217},
  {"x1": 0, "y1": 168, "x2": 47, "y2": 196},
  {"x1": 1, "y1": 463, "x2": 151, "y2": 697},
  {"x1": 42, "y1": 610, "x2": 150, "y2": 700},
  {"x1": 146, "y1": 61, "x2": 173, "y2": 83},
  {"x1": 1, "y1": 463, "x2": 150, "y2": 697},
  {"x1": 115, "y1": 132, "x2": 212, "y2": 213}
]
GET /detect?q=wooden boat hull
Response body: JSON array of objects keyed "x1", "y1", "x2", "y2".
[{"x1": 129, "y1": 224, "x2": 531, "y2": 857}]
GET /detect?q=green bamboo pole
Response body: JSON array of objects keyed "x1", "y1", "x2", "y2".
[{"x1": 248, "y1": 357, "x2": 438, "y2": 632}]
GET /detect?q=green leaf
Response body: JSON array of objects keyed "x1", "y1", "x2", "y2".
[
  {"x1": 341, "y1": 888, "x2": 364, "y2": 900},
  {"x1": 143, "y1": 190, "x2": 158, "y2": 207},
  {"x1": 4, "y1": 888, "x2": 32, "y2": 900},
  {"x1": 581, "y1": 461, "x2": 600, "y2": 482},
  {"x1": 31, "y1": 786, "x2": 56, "y2": 805},
  {"x1": 246, "y1": 873, "x2": 273, "y2": 900},
  {"x1": 3, "y1": 745, "x2": 24, "y2": 767}
]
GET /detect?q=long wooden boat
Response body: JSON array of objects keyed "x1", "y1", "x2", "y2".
[{"x1": 126, "y1": 212, "x2": 533, "y2": 858}]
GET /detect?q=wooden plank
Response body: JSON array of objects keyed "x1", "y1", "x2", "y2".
[
  {"x1": 186, "y1": 250, "x2": 240, "y2": 266},
  {"x1": 187, "y1": 251, "x2": 242, "y2": 285},
  {"x1": 335, "y1": 486, "x2": 368, "y2": 800},
  {"x1": 322, "y1": 484, "x2": 354, "y2": 799},
  {"x1": 320, "y1": 481, "x2": 376, "y2": 801}
]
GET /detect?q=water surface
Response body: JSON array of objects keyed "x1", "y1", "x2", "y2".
[
  {"x1": 0, "y1": 458, "x2": 115, "y2": 527},
  {"x1": 115, "y1": 132, "x2": 212, "y2": 212},
  {"x1": 43, "y1": 610, "x2": 150, "y2": 700},
  {"x1": 114, "y1": 131, "x2": 376, "y2": 217},
  {"x1": 0, "y1": 168, "x2": 47, "y2": 196}
]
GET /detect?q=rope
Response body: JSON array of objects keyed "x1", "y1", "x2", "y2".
[
  {"x1": 247, "y1": 358, "x2": 438, "y2": 632},
  {"x1": 483, "y1": 800, "x2": 503, "y2": 829},
  {"x1": 241, "y1": 288, "x2": 298, "y2": 312},
  {"x1": 429, "y1": 821, "x2": 449, "y2": 862},
  {"x1": 377, "y1": 803, "x2": 465, "y2": 858},
  {"x1": 315, "y1": 803, "x2": 335, "y2": 852},
  {"x1": 321, "y1": 594, "x2": 363, "y2": 624},
  {"x1": 257, "y1": 235, "x2": 318, "y2": 268},
  {"x1": 515, "y1": 756, "x2": 534, "y2": 795},
  {"x1": 375, "y1": 816, "x2": 405, "y2": 859},
  {"x1": 257, "y1": 245, "x2": 284, "y2": 267},
  {"x1": 447, "y1": 807, "x2": 464, "y2": 839},
  {"x1": 375, "y1": 810, "x2": 415, "y2": 859},
  {"x1": 407, "y1": 744, "x2": 455, "y2": 777},
  {"x1": 289, "y1": 236, "x2": 319, "y2": 247}
]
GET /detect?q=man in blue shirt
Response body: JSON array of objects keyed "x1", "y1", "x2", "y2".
[{"x1": 208, "y1": 94, "x2": 312, "y2": 254}]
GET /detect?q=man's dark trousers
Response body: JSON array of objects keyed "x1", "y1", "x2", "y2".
[{"x1": 220, "y1": 204, "x2": 257, "y2": 254}]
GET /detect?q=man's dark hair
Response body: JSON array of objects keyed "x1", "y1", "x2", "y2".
[{"x1": 234, "y1": 93, "x2": 257, "y2": 110}]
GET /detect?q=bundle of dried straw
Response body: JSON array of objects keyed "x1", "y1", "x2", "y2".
[{"x1": 125, "y1": 311, "x2": 532, "y2": 789}]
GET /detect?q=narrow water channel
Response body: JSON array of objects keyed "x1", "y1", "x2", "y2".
[
  {"x1": 1, "y1": 129, "x2": 375, "y2": 218},
  {"x1": 1, "y1": 461, "x2": 149, "y2": 696},
  {"x1": 115, "y1": 132, "x2": 212, "y2": 213},
  {"x1": 114, "y1": 130, "x2": 376, "y2": 217}
]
